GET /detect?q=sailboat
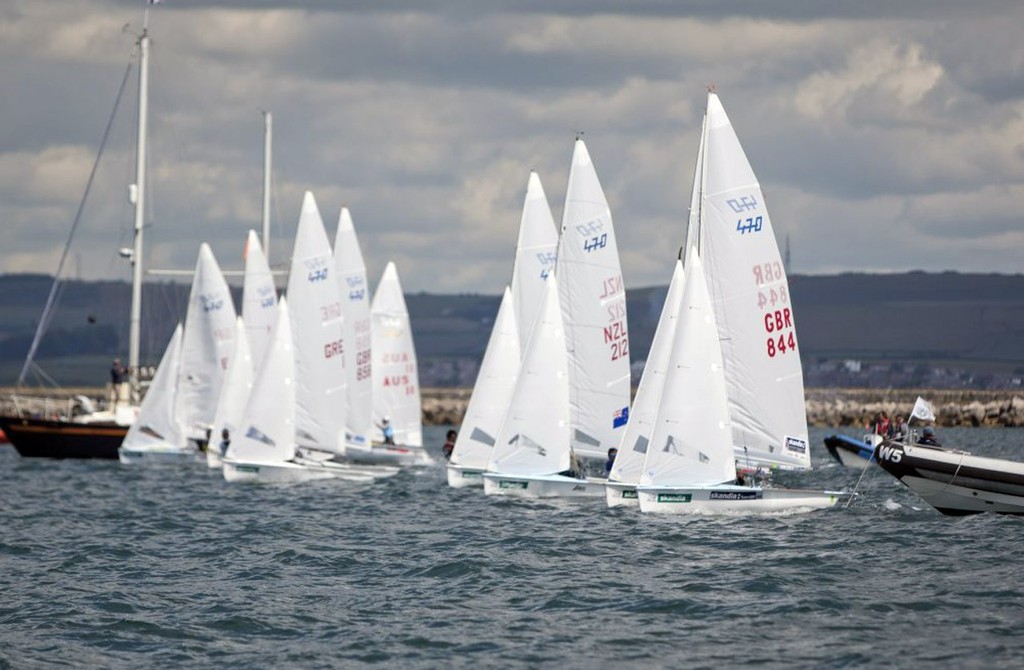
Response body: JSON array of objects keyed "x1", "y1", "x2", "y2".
[
  {"x1": 353, "y1": 261, "x2": 432, "y2": 466},
  {"x1": 447, "y1": 286, "x2": 520, "y2": 487},
  {"x1": 483, "y1": 275, "x2": 602, "y2": 497},
  {"x1": 222, "y1": 298, "x2": 337, "y2": 482},
  {"x1": 448, "y1": 170, "x2": 555, "y2": 487},
  {"x1": 0, "y1": 14, "x2": 159, "y2": 458},
  {"x1": 606, "y1": 259, "x2": 686, "y2": 507},
  {"x1": 556, "y1": 139, "x2": 632, "y2": 464},
  {"x1": 692, "y1": 92, "x2": 811, "y2": 473},
  {"x1": 118, "y1": 325, "x2": 192, "y2": 464},
  {"x1": 174, "y1": 243, "x2": 237, "y2": 450},
  {"x1": 333, "y1": 207, "x2": 373, "y2": 452},
  {"x1": 285, "y1": 192, "x2": 348, "y2": 459},
  {"x1": 637, "y1": 249, "x2": 845, "y2": 514},
  {"x1": 205, "y1": 317, "x2": 254, "y2": 469}
]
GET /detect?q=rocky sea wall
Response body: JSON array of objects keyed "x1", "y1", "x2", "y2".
[{"x1": 3, "y1": 387, "x2": 1022, "y2": 429}]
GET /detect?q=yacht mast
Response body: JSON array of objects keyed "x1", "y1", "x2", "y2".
[
  {"x1": 127, "y1": 25, "x2": 150, "y2": 398},
  {"x1": 262, "y1": 110, "x2": 273, "y2": 257}
]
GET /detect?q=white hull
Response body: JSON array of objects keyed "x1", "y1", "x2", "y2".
[
  {"x1": 345, "y1": 442, "x2": 434, "y2": 467},
  {"x1": 894, "y1": 475, "x2": 1024, "y2": 515},
  {"x1": 637, "y1": 484, "x2": 847, "y2": 515},
  {"x1": 447, "y1": 465, "x2": 485, "y2": 488},
  {"x1": 482, "y1": 473, "x2": 605, "y2": 498},
  {"x1": 206, "y1": 447, "x2": 224, "y2": 469},
  {"x1": 222, "y1": 458, "x2": 338, "y2": 483},
  {"x1": 605, "y1": 480, "x2": 640, "y2": 508},
  {"x1": 118, "y1": 445, "x2": 198, "y2": 465}
]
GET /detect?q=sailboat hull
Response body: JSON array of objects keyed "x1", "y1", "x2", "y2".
[
  {"x1": 118, "y1": 444, "x2": 198, "y2": 465},
  {"x1": 447, "y1": 465, "x2": 485, "y2": 488},
  {"x1": 222, "y1": 459, "x2": 338, "y2": 484},
  {"x1": 604, "y1": 481, "x2": 640, "y2": 508},
  {"x1": 874, "y1": 442, "x2": 1024, "y2": 515},
  {"x1": 345, "y1": 442, "x2": 434, "y2": 467},
  {"x1": 637, "y1": 484, "x2": 846, "y2": 515},
  {"x1": 482, "y1": 473, "x2": 605, "y2": 498},
  {"x1": 0, "y1": 416, "x2": 127, "y2": 459}
]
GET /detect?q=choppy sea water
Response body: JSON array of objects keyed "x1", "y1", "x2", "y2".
[{"x1": 2, "y1": 426, "x2": 1024, "y2": 669}]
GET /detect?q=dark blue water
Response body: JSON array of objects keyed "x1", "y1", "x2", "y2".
[{"x1": 3, "y1": 426, "x2": 1024, "y2": 668}]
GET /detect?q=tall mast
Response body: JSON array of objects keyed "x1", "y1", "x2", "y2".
[
  {"x1": 262, "y1": 110, "x2": 273, "y2": 258},
  {"x1": 127, "y1": 25, "x2": 150, "y2": 398}
]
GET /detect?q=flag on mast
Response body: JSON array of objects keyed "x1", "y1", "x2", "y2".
[{"x1": 910, "y1": 396, "x2": 936, "y2": 422}]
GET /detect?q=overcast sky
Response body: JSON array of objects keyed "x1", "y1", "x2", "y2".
[{"x1": 2, "y1": 0, "x2": 1022, "y2": 296}]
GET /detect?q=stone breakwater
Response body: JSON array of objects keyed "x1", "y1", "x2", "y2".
[
  {"x1": 3, "y1": 387, "x2": 1022, "y2": 429},
  {"x1": 423, "y1": 388, "x2": 1024, "y2": 428}
]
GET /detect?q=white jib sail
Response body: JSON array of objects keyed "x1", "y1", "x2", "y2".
[
  {"x1": 640, "y1": 248, "x2": 735, "y2": 488},
  {"x1": 333, "y1": 207, "x2": 373, "y2": 445},
  {"x1": 609, "y1": 259, "x2": 686, "y2": 484},
  {"x1": 699, "y1": 92, "x2": 810, "y2": 470},
  {"x1": 122, "y1": 324, "x2": 186, "y2": 451},
  {"x1": 487, "y1": 275, "x2": 570, "y2": 476},
  {"x1": 285, "y1": 191, "x2": 347, "y2": 454},
  {"x1": 370, "y1": 261, "x2": 423, "y2": 447},
  {"x1": 209, "y1": 317, "x2": 254, "y2": 452},
  {"x1": 226, "y1": 297, "x2": 296, "y2": 463},
  {"x1": 556, "y1": 139, "x2": 632, "y2": 460},
  {"x1": 450, "y1": 286, "x2": 520, "y2": 471},
  {"x1": 241, "y1": 230, "x2": 278, "y2": 368},
  {"x1": 510, "y1": 171, "x2": 559, "y2": 350},
  {"x1": 175, "y1": 243, "x2": 238, "y2": 439}
]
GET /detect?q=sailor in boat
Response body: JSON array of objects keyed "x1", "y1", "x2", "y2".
[
  {"x1": 378, "y1": 417, "x2": 395, "y2": 445},
  {"x1": 218, "y1": 428, "x2": 231, "y2": 456},
  {"x1": 604, "y1": 447, "x2": 618, "y2": 477},
  {"x1": 889, "y1": 414, "x2": 908, "y2": 442},
  {"x1": 918, "y1": 426, "x2": 941, "y2": 447},
  {"x1": 109, "y1": 358, "x2": 129, "y2": 409},
  {"x1": 442, "y1": 429, "x2": 456, "y2": 460}
]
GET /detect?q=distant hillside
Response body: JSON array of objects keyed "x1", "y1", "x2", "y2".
[{"x1": 1, "y1": 271, "x2": 1022, "y2": 388}]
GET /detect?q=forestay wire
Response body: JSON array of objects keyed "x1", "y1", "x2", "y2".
[{"x1": 17, "y1": 55, "x2": 136, "y2": 386}]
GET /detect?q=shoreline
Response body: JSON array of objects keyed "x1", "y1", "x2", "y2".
[{"x1": 2, "y1": 386, "x2": 1022, "y2": 428}]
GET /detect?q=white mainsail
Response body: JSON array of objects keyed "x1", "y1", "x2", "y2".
[
  {"x1": 370, "y1": 262, "x2": 422, "y2": 447},
  {"x1": 698, "y1": 92, "x2": 810, "y2": 470},
  {"x1": 207, "y1": 317, "x2": 254, "y2": 466},
  {"x1": 333, "y1": 206, "x2": 373, "y2": 445},
  {"x1": 640, "y1": 249, "x2": 735, "y2": 488},
  {"x1": 121, "y1": 324, "x2": 186, "y2": 452},
  {"x1": 609, "y1": 259, "x2": 686, "y2": 484},
  {"x1": 487, "y1": 276, "x2": 570, "y2": 476},
  {"x1": 510, "y1": 171, "x2": 559, "y2": 350},
  {"x1": 226, "y1": 297, "x2": 296, "y2": 464},
  {"x1": 241, "y1": 230, "x2": 278, "y2": 368},
  {"x1": 450, "y1": 286, "x2": 520, "y2": 471},
  {"x1": 174, "y1": 243, "x2": 237, "y2": 441},
  {"x1": 285, "y1": 191, "x2": 347, "y2": 454},
  {"x1": 556, "y1": 139, "x2": 632, "y2": 461}
]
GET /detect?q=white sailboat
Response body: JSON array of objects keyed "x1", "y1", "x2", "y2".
[
  {"x1": 241, "y1": 229, "x2": 278, "y2": 367},
  {"x1": 174, "y1": 243, "x2": 237, "y2": 449},
  {"x1": 637, "y1": 249, "x2": 844, "y2": 514},
  {"x1": 695, "y1": 92, "x2": 811, "y2": 472},
  {"x1": 205, "y1": 317, "x2": 254, "y2": 469},
  {"x1": 223, "y1": 298, "x2": 330, "y2": 482},
  {"x1": 285, "y1": 192, "x2": 348, "y2": 458},
  {"x1": 510, "y1": 171, "x2": 559, "y2": 349},
  {"x1": 556, "y1": 139, "x2": 632, "y2": 463},
  {"x1": 359, "y1": 261, "x2": 432, "y2": 466},
  {"x1": 447, "y1": 286, "x2": 520, "y2": 488},
  {"x1": 333, "y1": 207, "x2": 373, "y2": 451},
  {"x1": 483, "y1": 276, "x2": 603, "y2": 498},
  {"x1": 118, "y1": 325, "x2": 191, "y2": 464},
  {"x1": 606, "y1": 259, "x2": 686, "y2": 507}
]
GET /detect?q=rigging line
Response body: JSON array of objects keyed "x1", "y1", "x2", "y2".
[
  {"x1": 844, "y1": 444, "x2": 875, "y2": 508},
  {"x1": 18, "y1": 55, "x2": 137, "y2": 386}
]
